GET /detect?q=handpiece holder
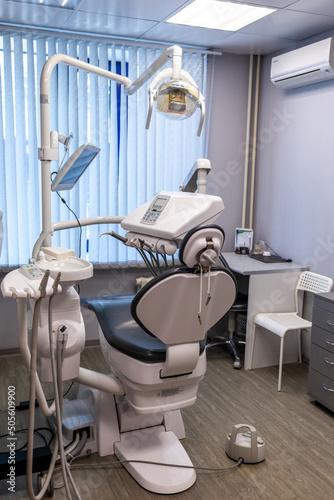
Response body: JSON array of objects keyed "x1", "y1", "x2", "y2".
[
  {"x1": 225, "y1": 423, "x2": 265, "y2": 464},
  {"x1": 1, "y1": 264, "x2": 61, "y2": 300}
]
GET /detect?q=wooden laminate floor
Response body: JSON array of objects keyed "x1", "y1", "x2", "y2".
[{"x1": 1, "y1": 346, "x2": 333, "y2": 500}]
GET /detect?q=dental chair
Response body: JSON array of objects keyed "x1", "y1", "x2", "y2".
[{"x1": 80, "y1": 225, "x2": 237, "y2": 494}]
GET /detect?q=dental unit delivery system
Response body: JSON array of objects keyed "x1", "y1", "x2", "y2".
[{"x1": 0, "y1": 49, "x2": 235, "y2": 499}]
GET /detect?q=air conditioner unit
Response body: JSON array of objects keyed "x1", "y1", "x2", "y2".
[{"x1": 271, "y1": 37, "x2": 334, "y2": 89}]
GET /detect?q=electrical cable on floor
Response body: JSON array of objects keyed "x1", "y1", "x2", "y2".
[
  {"x1": 51, "y1": 454, "x2": 243, "y2": 494},
  {"x1": 63, "y1": 456, "x2": 244, "y2": 474},
  {"x1": 0, "y1": 427, "x2": 54, "y2": 452}
]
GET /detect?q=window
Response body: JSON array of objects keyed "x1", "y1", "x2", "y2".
[{"x1": 0, "y1": 31, "x2": 209, "y2": 269}]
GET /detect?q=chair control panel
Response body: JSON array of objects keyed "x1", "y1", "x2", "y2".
[{"x1": 141, "y1": 195, "x2": 170, "y2": 224}]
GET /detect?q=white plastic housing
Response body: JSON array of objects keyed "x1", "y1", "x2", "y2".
[
  {"x1": 35, "y1": 248, "x2": 93, "y2": 286},
  {"x1": 37, "y1": 286, "x2": 86, "y2": 382},
  {"x1": 99, "y1": 328, "x2": 206, "y2": 415},
  {"x1": 271, "y1": 37, "x2": 334, "y2": 89},
  {"x1": 121, "y1": 191, "x2": 224, "y2": 242}
]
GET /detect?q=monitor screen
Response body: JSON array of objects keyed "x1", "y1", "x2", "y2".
[{"x1": 51, "y1": 143, "x2": 100, "y2": 191}]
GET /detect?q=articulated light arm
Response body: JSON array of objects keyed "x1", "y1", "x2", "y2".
[
  {"x1": 124, "y1": 45, "x2": 182, "y2": 95},
  {"x1": 40, "y1": 53, "x2": 132, "y2": 152}
]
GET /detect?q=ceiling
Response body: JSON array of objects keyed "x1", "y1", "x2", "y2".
[{"x1": 1, "y1": 0, "x2": 334, "y2": 55}]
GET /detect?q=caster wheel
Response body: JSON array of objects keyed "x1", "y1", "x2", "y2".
[
  {"x1": 233, "y1": 360, "x2": 242, "y2": 369},
  {"x1": 37, "y1": 472, "x2": 54, "y2": 497}
]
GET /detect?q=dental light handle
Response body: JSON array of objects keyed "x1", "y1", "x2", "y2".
[
  {"x1": 145, "y1": 90, "x2": 155, "y2": 131},
  {"x1": 197, "y1": 98, "x2": 205, "y2": 137}
]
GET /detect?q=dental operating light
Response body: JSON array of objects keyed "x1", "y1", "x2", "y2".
[{"x1": 39, "y1": 46, "x2": 205, "y2": 246}]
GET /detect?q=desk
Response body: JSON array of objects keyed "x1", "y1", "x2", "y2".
[{"x1": 223, "y1": 253, "x2": 308, "y2": 370}]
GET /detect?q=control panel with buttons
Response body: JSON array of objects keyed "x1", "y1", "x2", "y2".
[{"x1": 141, "y1": 195, "x2": 170, "y2": 224}]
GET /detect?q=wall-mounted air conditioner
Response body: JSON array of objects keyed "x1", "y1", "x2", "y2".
[{"x1": 271, "y1": 37, "x2": 334, "y2": 89}]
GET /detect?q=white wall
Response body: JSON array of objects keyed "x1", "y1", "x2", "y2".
[
  {"x1": 207, "y1": 52, "x2": 250, "y2": 251},
  {"x1": 254, "y1": 49, "x2": 334, "y2": 359}
]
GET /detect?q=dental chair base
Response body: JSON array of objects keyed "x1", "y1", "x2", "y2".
[
  {"x1": 55, "y1": 383, "x2": 196, "y2": 494},
  {"x1": 99, "y1": 330, "x2": 207, "y2": 415},
  {"x1": 115, "y1": 425, "x2": 196, "y2": 494},
  {"x1": 75, "y1": 258, "x2": 236, "y2": 494}
]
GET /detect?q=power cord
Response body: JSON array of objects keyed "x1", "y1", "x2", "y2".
[
  {"x1": 265, "y1": 243, "x2": 292, "y2": 262},
  {"x1": 63, "y1": 456, "x2": 244, "y2": 474},
  {"x1": 0, "y1": 427, "x2": 54, "y2": 452},
  {"x1": 52, "y1": 454, "x2": 243, "y2": 493},
  {"x1": 50, "y1": 172, "x2": 82, "y2": 259},
  {"x1": 7, "y1": 381, "x2": 75, "y2": 412}
]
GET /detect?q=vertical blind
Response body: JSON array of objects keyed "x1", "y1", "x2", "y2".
[{"x1": 0, "y1": 31, "x2": 210, "y2": 269}]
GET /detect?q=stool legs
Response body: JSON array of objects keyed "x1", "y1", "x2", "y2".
[
  {"x1": 297, "y1": 329, "x2": 302, "y2": 363},
  {"x1": 249, "y1": 324, "x2": 256, "y2": 370},
  {"x1": 278, "y1": 336, "x2": 284, "y2": 392}
]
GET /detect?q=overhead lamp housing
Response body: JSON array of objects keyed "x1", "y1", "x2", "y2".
[{"x1": 155, "y1": 79, "x2": 200, "y2": 120}]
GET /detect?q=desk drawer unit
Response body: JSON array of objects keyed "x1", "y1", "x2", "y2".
[{"x1": 308, "y1": 292, "x2": 334, "y2": 412}]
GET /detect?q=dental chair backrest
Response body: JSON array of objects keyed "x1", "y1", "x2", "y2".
[
  {"x1": 82, "y1": 224, "x2": 237, "y2": 413},
  {"x1": 131, "y1": 225, "x2": 237, "y2": 377}
]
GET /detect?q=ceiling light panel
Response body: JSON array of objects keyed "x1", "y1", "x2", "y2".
[
  {"x1": 166, "y1": 0, "x2": 276, "y2": 32},
  {"x1": 10, "y1": 0, "x2": 79, "y2": 8}
]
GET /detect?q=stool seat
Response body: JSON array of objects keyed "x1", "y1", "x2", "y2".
[{"x1": 230, "y1": 292, "x2": 248, "y2": 312}]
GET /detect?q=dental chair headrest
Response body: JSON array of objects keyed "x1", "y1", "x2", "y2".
[{"x1": 179, "y1": 224, "x2": 225, "y2": 268}]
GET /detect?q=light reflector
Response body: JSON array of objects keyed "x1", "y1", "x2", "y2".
[
  {"x1": 166, "y1": 0, "x2": 276, "y2": 32},
  {"x1": 155, "y1": 79, "x2": 200, "y2": 120}
]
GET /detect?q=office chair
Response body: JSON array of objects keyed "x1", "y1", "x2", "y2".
[
  {"x1": 206, "y1": 252, "x2": 248, "y2": 368},
  {"x1": 250, "y1": 270, "x2": 333, "y2": 391},
  {"x1": 81, "y1": 225, "x2": 237, "y2": 494},
  {"x1": 206, "y1": 292, "x2": 248, "y2": 368}
]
